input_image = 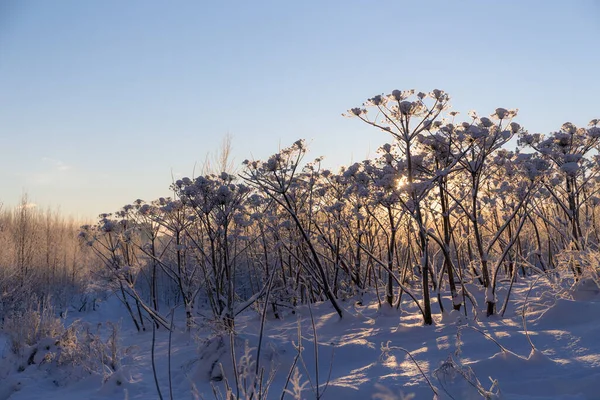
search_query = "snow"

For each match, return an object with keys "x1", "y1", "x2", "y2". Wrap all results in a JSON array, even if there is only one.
[
  {"x1": 561, "y1": 162, "x2": 580, "y2": 176},
  {"x1": 2, "y1": 281, "x2": 600, "y2": 399},
  {"x1": 484, "y1": 286, "x2": 496, "y2": 304}
]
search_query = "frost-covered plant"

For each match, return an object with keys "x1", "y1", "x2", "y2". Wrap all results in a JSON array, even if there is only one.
[
  {"x1": 283, "y1": 366, "x2": 309, "y2": 400},
  {"x1": 478, "y1": 150, "x2": 546, "y2": 315},
  {"x1": 242, "y1": 140, "x2": 344, "y2": 319},
  {"x1": 196, "y1": 336, "x2": 279, "y2": 400},
  {"x1": 80, "y1": 212, "x2": 171, "y2": 331},
  {"x1": 174, "y1": 172, "x2": 251, "y2": 329},
  {"x1": 57, "y1": 321, "x2": 131, "y2": 379},
  {"x1": 418, "y1": 125, "x2": 465, "y2": 312},
  {"x1": 554, "y1": 248, "x2": 600, "y2": 299},
  {"x1": 450, "y1": 108, "x2": 530, "y2": 316},
  {"x1": 314, "y1": 167, "x2": 370, "y2": 296},
  {"x1": 519, "y1": 120, "x2": 600, "y2": 258},
  {"x1": 379, "y1": 340, "x2": 439, "y2": 397},
  {"x1": 346, "y1": 89, "x2": 452, "y2": 324},
  {"x1": 2, "y1": 302, "x2": 132, "y2": 386},
  {"x1": 230, "y1": 340, "x2": 277, "y2": 400},
  {"x1": 2, "y1": 299, "x2": 64, "y2": 356},
  {"x1": 433, "y1": 356, "x2": 500, "y2": 399}
]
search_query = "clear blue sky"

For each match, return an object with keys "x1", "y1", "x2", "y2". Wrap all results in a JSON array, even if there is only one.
[{"x1": 1, "y1": 1, "x2": 599, "y2": 220}]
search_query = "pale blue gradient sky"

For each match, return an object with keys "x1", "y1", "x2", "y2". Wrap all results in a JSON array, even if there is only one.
[{"x1": 1, "y1": 1, "x2": 599, "y2": 220}]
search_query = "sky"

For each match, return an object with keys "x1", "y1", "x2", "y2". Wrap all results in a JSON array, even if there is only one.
[{"x1": 1, "y1": 1, "x2": 599, "y2": 220}]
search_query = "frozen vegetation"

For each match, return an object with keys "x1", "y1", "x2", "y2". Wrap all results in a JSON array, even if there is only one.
[{"x1": 2, "y1": 89, "x2": 600, "y2": 399}]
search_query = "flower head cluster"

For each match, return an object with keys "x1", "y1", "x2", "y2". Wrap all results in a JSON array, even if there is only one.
[{"x1": 518, "y1": 120, "x2": 600, "y2": 181}]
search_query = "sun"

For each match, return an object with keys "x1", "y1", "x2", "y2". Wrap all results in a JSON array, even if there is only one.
[{"x1": 396, "y1": 175, "x2": 408, "y2": 189}]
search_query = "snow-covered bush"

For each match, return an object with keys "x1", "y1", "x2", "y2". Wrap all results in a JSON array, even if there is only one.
[
  {"x1": 554, "y1": 248, "x2": 600, "y2": 300},
  {"x1": 57, "y1": 320, "x2": 134, "y2": 382},
  {"x1": 2, "y1": 299, "x2": 64, "y2": 357},
  {"x1": 1, "y1": 299, "x2": 133, "y2": 387}
]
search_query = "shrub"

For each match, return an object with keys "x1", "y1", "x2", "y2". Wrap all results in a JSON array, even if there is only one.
[{"x1": 2, "y1": 299, "x2": 64, "y2": 356}]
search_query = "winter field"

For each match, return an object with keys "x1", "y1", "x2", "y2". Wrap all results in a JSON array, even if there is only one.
[
  {"x1": 2, "y1": 278, "x2": 600, "y2": 399},
  {"x1": 2, "y1": 90, "x2": 600, "y2": 399}
]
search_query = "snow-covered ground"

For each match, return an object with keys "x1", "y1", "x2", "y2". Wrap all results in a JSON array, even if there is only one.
[{"x1": 2, "y1": 280, "x2": 600, "y2": 399}]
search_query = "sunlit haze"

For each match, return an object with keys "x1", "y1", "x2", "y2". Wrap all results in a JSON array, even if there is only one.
[{"x1": 1, "y1": 0, "x2": 599, "y2": 220}]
